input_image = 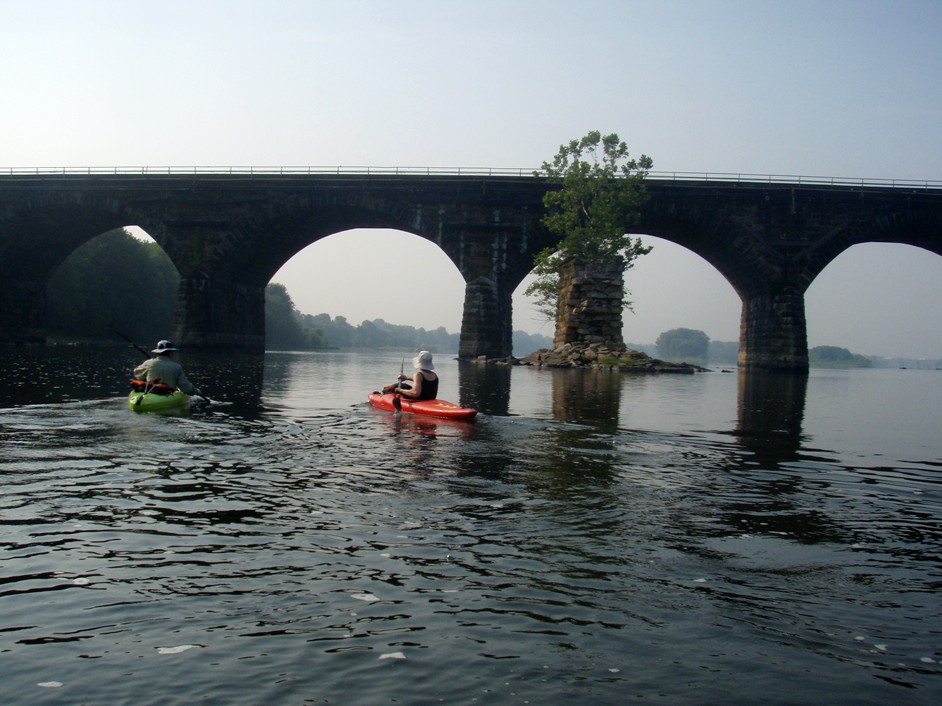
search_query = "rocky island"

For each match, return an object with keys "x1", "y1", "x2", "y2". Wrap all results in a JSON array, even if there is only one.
[{"x1": 477, "y1": 341, "x2": 708, "y2": 373}]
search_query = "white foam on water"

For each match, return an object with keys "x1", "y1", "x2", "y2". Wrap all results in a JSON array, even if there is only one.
[
  {"x1": 379, "y1": 651, "x2": 406, "y2": 660},
  {"x1": 157, "y1": 644, "x2": 199, "y2": 655},
  {"x1": 352, "y1": 592, "x2": 380, "y2": 602}
]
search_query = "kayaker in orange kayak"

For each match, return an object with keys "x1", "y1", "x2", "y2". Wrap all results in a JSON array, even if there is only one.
[{"x1": 393, "y1": 350, "x2": 438, "y2": 401}]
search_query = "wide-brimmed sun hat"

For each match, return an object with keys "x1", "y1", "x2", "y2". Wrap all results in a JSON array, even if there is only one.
[
  {"x1": 413, "y1": 350, "x2": 434, "y2": 370},
  {"x1": 152, "y1": 340, "x2": 178, "y2": 354}
]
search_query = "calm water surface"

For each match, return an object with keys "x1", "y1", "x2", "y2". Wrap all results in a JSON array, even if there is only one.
[{"x1": 1, "y1": 348, "x2": 940, "y2": 705}]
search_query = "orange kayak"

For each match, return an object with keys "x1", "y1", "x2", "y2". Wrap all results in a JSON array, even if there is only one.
[{"x1": 368, "y1": 392, "x2": 477, "y2": 420}]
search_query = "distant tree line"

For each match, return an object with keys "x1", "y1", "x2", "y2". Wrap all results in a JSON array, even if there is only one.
[
  {"x1": 651, "y1": 327, "x2": 877, "y2": 368},
  {"x1": 264, "y1": 283, "x2": 328, "y2": 350},
  {"x1": 655, "y1": 328, "x2": 710, "y2": 361},
  {"x1": 269, "y1": 284, "x2": 552, "y2": 354},
  {"x1": 46, "y1": 229, "x2": 553, "y2": 355},
  {"x1": 808, "y1": 345, "x2": 873, "y2": 368}
]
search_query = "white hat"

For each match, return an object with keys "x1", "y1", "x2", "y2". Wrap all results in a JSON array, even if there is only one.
[
  {"x1": 413, "y1": 350, "x2": 434, "y2": 370},
  {"x1": 152, "y1": 340, "x2": 178, "y2": 354}
]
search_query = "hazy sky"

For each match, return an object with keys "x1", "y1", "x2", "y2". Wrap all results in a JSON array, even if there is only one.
[{"x1": 3, "y1": 0, "x2": 941, "y2": 357}]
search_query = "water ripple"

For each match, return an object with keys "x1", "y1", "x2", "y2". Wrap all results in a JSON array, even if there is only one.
[{"x1": 1, "y1": 364, "x2": 940, "y2": 704}]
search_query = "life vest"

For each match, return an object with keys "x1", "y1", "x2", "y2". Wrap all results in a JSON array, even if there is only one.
[
  {"x1": 382, "y1": 373, "x2": 438, "y2": 400},
  {"x1": 414, "y1": 373, "x2": 438, "y2": 400},
  {"x1": 130, "y1": 379, "x2": 177, "y2": 396}
]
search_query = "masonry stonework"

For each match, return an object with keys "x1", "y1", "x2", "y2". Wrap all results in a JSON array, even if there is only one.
[
  {"x1": 1, "y1": 174, "x2": 939, "y2": 373},
  {"x1": 553, "y1": 258, "x2": 625, "y2": 348},
  {"x1": 738, "y1": 288, "x2": 809, "y2": 372}
]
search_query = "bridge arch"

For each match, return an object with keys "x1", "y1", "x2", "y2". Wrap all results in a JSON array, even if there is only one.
[
  {"x1": 0, "y1": 190, "x2": 184, "y2": 345},
  {"x1": 792, "y1": 206, "x2": 942, "y2": 293},
  {"x1": 44, "y1": 227, "x2": 179, "y2": 344},
  {"x1": 634, "y1": 188, "x2": 789, "y2": 300},
  {"x1": 511, "y1": 235, "x2": 743, "y2": 350},
  {"x1": 0, "y1": 190, "x2": 146, "y2": 283},
  {"x1": 271, "y1": 228, "x2": 466, "y2": 333},
  {"x1": 806, "y1": 242, "x2": 942, "y2": 359},
  {"x1": 622, "y1": 236, "x2": 741, "y2": 346}
]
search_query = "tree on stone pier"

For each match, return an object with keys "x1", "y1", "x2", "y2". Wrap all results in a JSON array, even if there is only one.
[{"x1": 526, "y1": 130, "x2": 652, "y2": 348}]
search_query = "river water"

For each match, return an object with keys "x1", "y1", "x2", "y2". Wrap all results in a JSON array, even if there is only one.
[{"x1": 1, "y1": 347, "x2": 940, "y2": 705}]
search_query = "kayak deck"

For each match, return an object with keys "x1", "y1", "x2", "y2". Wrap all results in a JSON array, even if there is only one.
[
  {"x1": 128, "y1": 389, "x2": 191, "y2": 414},
  {"x1": 368, "y1": 392, "x2": 477, "y2": 420}
]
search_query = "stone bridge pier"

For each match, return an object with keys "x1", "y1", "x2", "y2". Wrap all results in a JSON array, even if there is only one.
[
  {"x1": 439, "y1": 223, "x2": 549, "y2": 361},
  {"x1": 139, "y1": 218, "x2": 272, "y2": 350},
  {"x1": 459, "y1": 276, "x2": 511, "y2": 359},
  {"x1": 738, "y1": 288, "x2": 809, "y2": 372},
  {"x1": 172, "y1": 276, "x2": 266, "y2": 349}
]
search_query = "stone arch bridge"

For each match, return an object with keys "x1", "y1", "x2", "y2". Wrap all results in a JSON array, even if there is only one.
[{"x1": 1, "y1": 170, "x2": 940, "y2": 371}]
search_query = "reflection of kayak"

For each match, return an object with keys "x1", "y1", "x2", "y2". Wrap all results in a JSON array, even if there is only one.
[
  {"x1": 368, "y1": 392, "x2": 477, "y2": 421},
  {"x1": 128, "y1": 389, "x2": 191, "y2": 414}
]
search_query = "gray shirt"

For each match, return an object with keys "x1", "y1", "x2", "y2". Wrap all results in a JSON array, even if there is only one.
[{"x1": 133, "y1": 356, "x2": 198, "y2": 395}]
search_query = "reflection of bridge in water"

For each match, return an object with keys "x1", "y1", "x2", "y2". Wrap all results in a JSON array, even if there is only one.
[
  {"x1": 459, "y1": 362, "x2": 808, "y2": 473},
  {"x1": 2, "y1": 168, "x2": 940, "y2": 372},
  {"x1": 455, "y1": 361, "x2": 839, "y2": 546}
]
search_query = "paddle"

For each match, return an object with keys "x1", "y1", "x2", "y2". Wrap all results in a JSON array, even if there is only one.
[
  {"x1": 112, "y1": 327, "x2": 150, "y2": 358},
  {"x1": 392, "y1": 355, "x2": 405, "y2": 410}
]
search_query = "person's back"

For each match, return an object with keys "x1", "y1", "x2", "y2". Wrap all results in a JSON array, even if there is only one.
[
  {"x1": 413, "y1": 370, "x2": 438, "y2": 400},
  {"x1": 133, "y1": 340, "x2": 200, "y2": 396},
  {"x1": 135, "y1": 356, "x2": 185, "y2": 387}
]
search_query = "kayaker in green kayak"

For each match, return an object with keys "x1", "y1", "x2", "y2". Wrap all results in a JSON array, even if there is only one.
[
  {"x1": 394, "y1": 350, "x2": 439, "y2": 401},
  {"x1": 133, "y1": 340, "x2": 203, "y2": 398}
]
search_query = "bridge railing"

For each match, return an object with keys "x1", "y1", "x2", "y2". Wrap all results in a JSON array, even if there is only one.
[
  {"x1": 0, "y1": 165, "x2": 540, "y2": 178},
  {"x1": 1, "y1": 165, "x2": 939, "y2": 189},
  {"x1": 650, "y1": 171, "x2": 942, "y2": 190}
]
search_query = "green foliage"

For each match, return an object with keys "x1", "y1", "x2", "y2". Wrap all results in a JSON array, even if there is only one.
[
  {"x1": 265, "y1": 283, "x2": 327, "y2": 350},
  {"x1": 809, "y1": 345, "x2": 873, "y2": 368},
  {"x1": 526, "y1": 130, "x2": 653, "y2": 319},
  {"x1": 47, "y1": 228, "x2": 179, "y2": 344},
  {"x1": 298, "y1": 315, "x2": 551, "y2": 355},
  {"x1": 306, "y1": 313, "x2": 354, "y2": 348},
  {"x1": 270, "y1": 286, "x2": 496, "y2": 353},
  {"x1": 656, "y1": 328, "x2": 710, "y2": 361},
  {"x1": 305, "y1": 314, "x2": 461, "y2": 352},
  {"x1": 353, "y1": 319, "x2": 385, "y2": 348}
]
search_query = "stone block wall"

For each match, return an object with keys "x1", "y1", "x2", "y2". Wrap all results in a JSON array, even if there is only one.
[
  {"x1": 737, "y1": 288, "x2": 809, "y2": 372},
  {"x1": 553, "y1": 258, "x2": 625, "y2": 348}
]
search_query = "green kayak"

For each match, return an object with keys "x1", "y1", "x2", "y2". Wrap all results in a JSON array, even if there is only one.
[{"x1": 128, "y1": 388, "x2": 191, "y2": 414}]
